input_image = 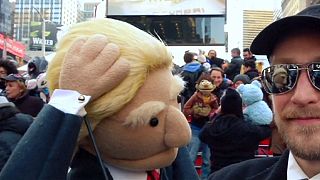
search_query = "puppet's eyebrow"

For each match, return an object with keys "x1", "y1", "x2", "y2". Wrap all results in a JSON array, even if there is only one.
[
  {"x1": 123, "y1": 101, "x2": 166, "y2": 128},
  {"x1": 169, "y1": 75, "x2": 185, "y2": 100}
]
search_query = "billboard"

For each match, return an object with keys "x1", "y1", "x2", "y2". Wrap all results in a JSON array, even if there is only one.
[
  {"x1": 108, "y1": 0, "x2": 225, "y2": 15},
  {"x1": 29, "y1": 21, "x2": 58, "y2": 51}
]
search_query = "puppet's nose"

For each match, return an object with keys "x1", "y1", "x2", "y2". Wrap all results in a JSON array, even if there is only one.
[{"x1": 164, "y1": 106, "x2": 191, "y2": 147}]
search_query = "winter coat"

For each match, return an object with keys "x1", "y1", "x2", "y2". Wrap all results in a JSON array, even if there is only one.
[
  {"x1": 199, "y1": 114, "x2": 271, "y2": 173},
  {"x1": 183, "y1": 91, "x2": 219, "y2": 128},
  {"x1": 244, "y1": 69, "x2": 260, "y2": 80},
  {"x1": 224, "y1": 56, "x2": 244, "y2": 81},
  {"x1": 180, "y1": 62, "x2": 204, "y2": 102},
  {"x1": 207, "y1": 57, "x2": 224, "y2": 69},
  {"x1": 9, "y1": 92, "x2": 44, "y2": 117},
  {"x1": 212, "y1": 81, "x2": 230, "y2": 103},
  {"x1": 0, "y1": 105, "x2": 33, "y2": 171},
  {"x1": 237, "y1": 80, "x2": 273, "y2": 125},
  {"x1": 27, "y1": 57, "x2": 48, "y2": 79}
]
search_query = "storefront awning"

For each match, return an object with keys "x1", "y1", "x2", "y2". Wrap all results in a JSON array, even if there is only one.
[{"x1": 0, "y1": 34, "x2": 26, "y2": 58}]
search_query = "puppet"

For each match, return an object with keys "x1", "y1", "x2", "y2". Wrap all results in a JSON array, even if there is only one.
[{"x1": 0, "y1": 18, "x2": 197, "y2": 180}]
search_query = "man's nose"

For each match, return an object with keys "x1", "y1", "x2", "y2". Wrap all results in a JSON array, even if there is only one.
[
  {"x1": 164, "y1": 106, "x2": 191, "y2": 148},
  {"x1": 291, "y1": 71, "x2": 319, "y2": 106}
]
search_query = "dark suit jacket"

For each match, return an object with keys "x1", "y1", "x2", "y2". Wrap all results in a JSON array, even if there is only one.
[
  {"x1": 0, "y1": 105, "x2": 199, "y2": 180},
  {"x1": 208, "y1": 150, "x2": 289, "y2": 180}
]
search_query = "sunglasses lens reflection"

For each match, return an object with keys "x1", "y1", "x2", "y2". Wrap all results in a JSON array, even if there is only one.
[
  {"x1": 262, "y1": 63, "x2": 320, "y2": 94},
  {"x1": 261, "y1": 64, "x2": 298, "y2": 94}
]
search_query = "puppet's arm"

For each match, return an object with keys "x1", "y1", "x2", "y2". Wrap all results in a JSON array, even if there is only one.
[
  {"x1": 0, "y1": 90, "x2": 88, "y2": 180},
  {"x1": 0, "y1": 35, "x2": 130, "y2": 180}
]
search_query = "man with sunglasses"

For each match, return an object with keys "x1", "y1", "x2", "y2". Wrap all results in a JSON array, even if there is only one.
[{"x1": 209, "y1": 4, "x2": 320, "y2": 180}]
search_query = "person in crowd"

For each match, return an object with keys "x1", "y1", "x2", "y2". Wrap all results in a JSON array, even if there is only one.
[
  {"x1": 243, "y1": 60, "x2": 259, "y2": 80},
  {"x1": 2, "y1": 74, "x2": 44, "y2": 117},
  {"x1": 200, "y1": 88, "x2": 271, "y2": 173},
  {"x1": 209, "y1": 67, "x2": 230, "y2": 101},
  {"x1": 243, "y1": 48, "x2": 256, "y2": 61},
  {"x1": 172, "y1": 63, "x2": 182, "y2": 75},
  {"x1": 0, "y1": 96, "x2": 33, "y2": 171},
  {"x1": 0, "y1": 60, "x2": 18, "y2": 96},
  {"x1": 180, "y1": 51, "x2": 204, "y2": 107},
  {"x1": 237, "y1": 80, "x2": 273, "y2": 125},
  {"x1": 232, "y1": 74, "x2": 251, "y2": 89},
  {"x1": 209, "y1": 5, "x2": 320, "y2": 180},
  {"x1": 26, "y1": 73, "x2": 50, "y2": 103},
  {"x1": 183, "y1": 77, "x2": 219, "y2": 180},
  {"x1": 27, "y1": 56, "x2": 48, "y2": 79},
  {"x1": 223, "y1": 48, "x2": 244, "y2": 81},
  {"x1": 206, "y1": 50, "x2": 224, "y2": 68}
]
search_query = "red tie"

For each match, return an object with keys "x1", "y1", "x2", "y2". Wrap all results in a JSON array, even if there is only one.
[{"x1": 147, "y1": 169, "x2": 160, "y2": 180}]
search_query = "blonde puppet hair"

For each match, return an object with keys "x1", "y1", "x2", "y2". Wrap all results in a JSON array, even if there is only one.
[{"x1": 47, "y1": 18, "x2": 173, "y2": 140}]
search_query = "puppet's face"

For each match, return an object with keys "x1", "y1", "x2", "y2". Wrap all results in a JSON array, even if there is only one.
[
  {"x1": 272, "y1": 67, "x2": 288, "y2": 89},
  {"x1": 80, "y1": 68, "x2": 191, "y2": 171},
  {"x1": 196, "y1": 79, "x2": 215, "y2": 96}
]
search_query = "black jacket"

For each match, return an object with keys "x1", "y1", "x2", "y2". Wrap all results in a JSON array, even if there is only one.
[
  {"x1": 0, "y1": 105, "x2": 33, "y2": 171},
  {"x1": 208, "y1": 57, "x2": 224, "y2": 69},
  {"x1": 224, "y1": 56, "x2": 243, "y2": 81},
  {"x1": 180, "y1": 63, "x2": 204, "y2": 103},
  {"x1": 200, "y1": 114, "x2": 271, "y2": 172},
  {"x1": 245, "y1": 69, "x2": 260, "y2": 80},
  {"x1": 209, "y1": 150, "x2": 289, "y2": 180},
  {"x1": 10, "y1": 92, "x2": 44, "y2": 117}
]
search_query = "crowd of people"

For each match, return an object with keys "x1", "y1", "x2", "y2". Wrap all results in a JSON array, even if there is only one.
[
  {"x1": 175, "y1": 46, "x2": 278, "y2": 179},
  {"x1": 0, "y1": 4, "x2": 320, "y2": 180},
  {"x1": 0, "y1": 56, "x2": 50, "y2": 171}
]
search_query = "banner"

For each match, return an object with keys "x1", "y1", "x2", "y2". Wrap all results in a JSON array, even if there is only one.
[
  {"x1": 0, "y1": 34, "x2": 26, "y2": 58},
  {"x1": 29, "y1": 21, "x2": 58, "y2": 51},
  {"x1": 108, "y1": 0, "x2": 225, "y2": 15}
]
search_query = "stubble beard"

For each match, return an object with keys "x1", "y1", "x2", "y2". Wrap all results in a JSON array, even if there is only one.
[{"x1": 275, "y1": 107, "x2": 320, "y2": 161}]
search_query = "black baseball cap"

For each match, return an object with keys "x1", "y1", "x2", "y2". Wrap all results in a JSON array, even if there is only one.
[
  {"x1": 250, "y1": 5, "x2": 320, "y2": 58},
  {"x1": 1, "y1": 74, "x2": 25, "y2": 82}
]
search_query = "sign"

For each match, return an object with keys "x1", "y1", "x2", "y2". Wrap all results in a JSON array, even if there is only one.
[
  {"x1": 108, "y1": 0, "x2": 225, "y2": 15},
  {"x1": 0, "y1": 34, "x2": 26, "y2": 58},
  {"x1": 29, "y1": 21, "x2": 58, "y2": 51}
]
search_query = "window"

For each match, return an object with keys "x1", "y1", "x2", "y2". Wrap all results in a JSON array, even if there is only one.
[{"x1": 110, "y1": 15, "x2": 225, "y2": 46}]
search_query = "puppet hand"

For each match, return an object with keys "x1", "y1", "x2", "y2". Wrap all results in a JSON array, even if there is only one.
[{"x1": 59, "y1": 34, "x2": 130, "y2": 100}]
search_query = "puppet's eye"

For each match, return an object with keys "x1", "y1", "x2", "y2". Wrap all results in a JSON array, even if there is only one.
[{"x1": 149, "y1": 117, "x2": 159, "y2": 127}]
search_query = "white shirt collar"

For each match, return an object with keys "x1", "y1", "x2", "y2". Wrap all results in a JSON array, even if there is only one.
[
  {"x1": 104, "y1": 163, "x2": 147, "y2": 180},
  {"x1": 287, "y1": 151, "x2": 320, "y2": 180}
]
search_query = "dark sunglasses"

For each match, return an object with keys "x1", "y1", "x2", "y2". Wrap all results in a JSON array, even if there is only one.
[{"x1": 261, "y1": 63, "x2": 320, "y2": 95}]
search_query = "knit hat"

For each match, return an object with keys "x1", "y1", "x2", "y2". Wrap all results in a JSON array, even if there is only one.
[
  {"x1": 233, "y1": 74, "x2": 250, "y2": 84},
  {"x1": 220, "y1": 88, "x2": 243, "y2": 118}
]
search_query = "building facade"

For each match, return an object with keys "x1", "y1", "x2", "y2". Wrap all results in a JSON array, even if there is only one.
[
  {"x1": 0, "y1": 0, "x2": 14, "y2": 36},
  {"x1": 243, "y1": 10, "x2": 274, "y2": 49},
  {"x1": 83, "y1": 2, "x2": 100, "y2": 20},
  {"x1": 13, "y1": 0, "x2": 82, "y2": 51}
]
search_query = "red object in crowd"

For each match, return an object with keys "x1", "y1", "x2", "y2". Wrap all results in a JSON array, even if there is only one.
[{"x1": 0, "y1": 34, "x2": 26, "y2": 58}]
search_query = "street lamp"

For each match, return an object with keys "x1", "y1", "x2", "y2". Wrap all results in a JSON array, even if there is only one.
[{"x1": 33, "y1": 7, "x2": 46, "y2": 57}]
